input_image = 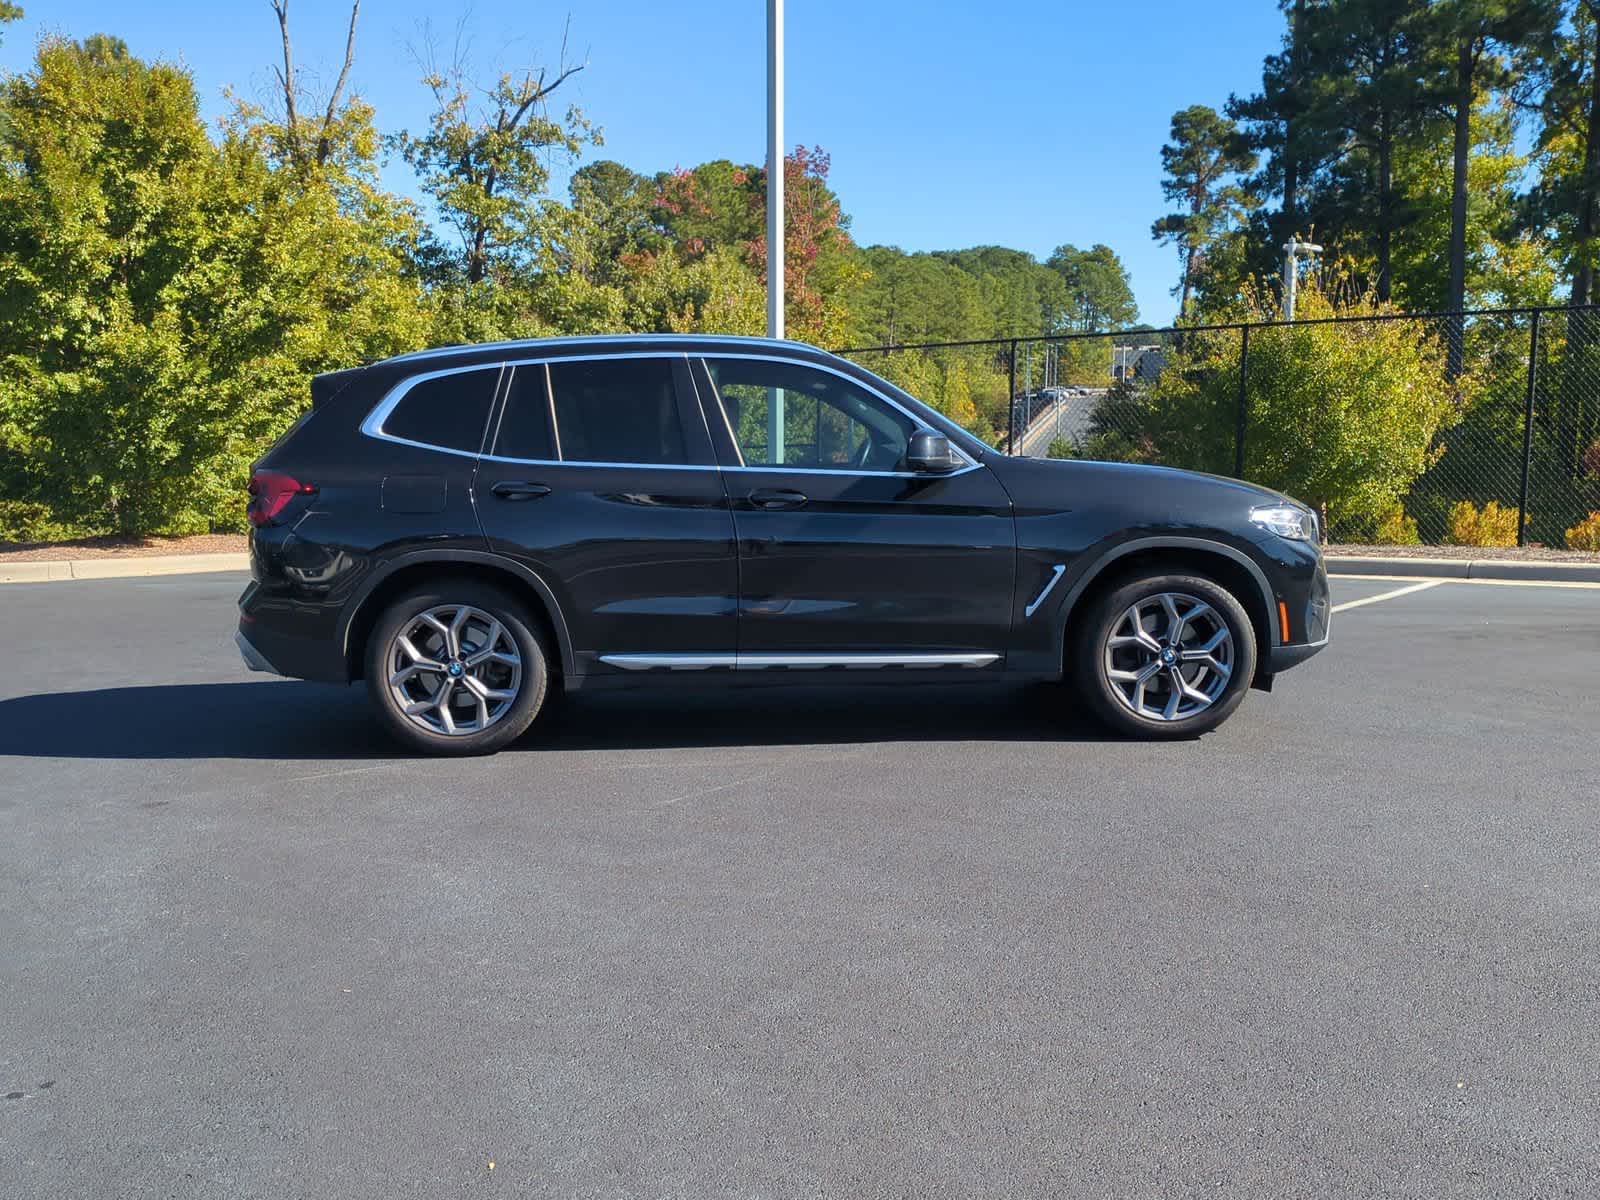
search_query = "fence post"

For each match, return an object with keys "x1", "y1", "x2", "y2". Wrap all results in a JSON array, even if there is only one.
[
  {"x1": 1007, "y1": 339, "x2": 1018, "y2": 453},
  {"x1": 1517, "y1": 309, "x2": 1541, "y2": 547},
  {"x1": 1233, "y1": 323, "x2": 1251, "y2": 478}
]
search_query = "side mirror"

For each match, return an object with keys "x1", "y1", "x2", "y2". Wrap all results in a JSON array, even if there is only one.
[{"x1": 906, "y1": 429, "x2": 959, "y2": 474}]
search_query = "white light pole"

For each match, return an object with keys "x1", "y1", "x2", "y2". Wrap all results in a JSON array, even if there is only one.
[
  {"x1": 765, "y1": 0, "x2": 785, "y2": 461},
  {"x1": 766, "y1": 0, "x2": 784, "y2": 340},
  {"x1": 1282, "y1": 237, "x2": 1322, "y2": 320}
]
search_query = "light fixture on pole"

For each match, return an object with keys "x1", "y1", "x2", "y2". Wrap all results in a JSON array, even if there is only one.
[{"x1": 1282, "y1": 237, "x2": 1322, "y2": 320}]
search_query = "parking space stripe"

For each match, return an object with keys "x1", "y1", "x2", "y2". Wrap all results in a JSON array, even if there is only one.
[
  {"x1": 1331, "y1": 580, "x2": 1444, "y2": 614},
  {"x1": 1329, "y1": 572, "x2": 1600, "y2": 590}
]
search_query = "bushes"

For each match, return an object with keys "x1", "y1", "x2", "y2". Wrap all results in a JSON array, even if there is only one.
[
  {"x1": 1566, "y1": 512, "x2": 1600, "y2": 551},
  {"x1": 1128, "y1": 286, "x2": 1461, "y2": 532},
  {"x1": 1444, "y1": 500, "x2": 1519, "y2": 547},
  {"x1": 1374, "y1": 504, "x2": 1422, "y2": 545}
]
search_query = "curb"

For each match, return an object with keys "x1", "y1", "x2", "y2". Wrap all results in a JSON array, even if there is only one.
[
  {"x1": 1328, "y1": 555, "x2": 1600, "y2": 583},
  {"x1": 0, "y1": 552, "x2": 249, "y2": 584}
]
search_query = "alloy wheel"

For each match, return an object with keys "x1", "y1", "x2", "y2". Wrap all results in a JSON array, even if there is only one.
[
  {"x1": 386, "y1": 604, "x2": 523, "y2": 736},
  {"x1": 1103, "y1": 591, "x2": 1234, "y2": 722}
]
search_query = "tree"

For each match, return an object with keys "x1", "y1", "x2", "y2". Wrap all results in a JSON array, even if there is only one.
[
  {"x1": 1047, "y1": 244, "x2": 1139, "y2": 331},
  {"x1": 655, "y1": 148, "x2": 859, "y2": 343},
  {"x1": 566, "y1": 159, "x2": 659, "y2": 282},
  {"x1": 1525, "y1": 1, "x2": 1600, "y2": 305},
  {"x1": 397, "y1": 25, "x2": 596, "y2": 285},
  {"x1": 1434, "y1": 0, "x2": 1556, "y2": 373},
  {"x1": 1230, "y1": 0, "x2": 1333, "y2": 253},
  {"x1": 267, "y1": 0, "x2": 361, "y2": 171},
  {"x1": 0, "y1": 35, "x2": 428, "y2": 538},
  {"x1": 1151, "y1": 105, "x2": 1256, "y2": 317},
  {"x1": 1127, "y1": 284, "x2": 1462, "y2": 532},
  {"x1": 1303, "y1": 0, "x2": 1445, "y2": 302}
]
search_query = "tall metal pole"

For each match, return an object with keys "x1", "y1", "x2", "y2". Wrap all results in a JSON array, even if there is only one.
[
  {"x1": 1234, "y1": 323, "x2": 1251, "y2": 478},
  {"x1": 766, "y1": 0, "x2": 784, "y2": 340},
  {"x1": 1517, "y1": 310, "x2": 1541, "y2": 547},
  {"x1": 765, "y1": 0, "x2": 785, "y2": 459},
  {"x1": 1282, "y1": 241, "x2": 1298, "y2": 321}
]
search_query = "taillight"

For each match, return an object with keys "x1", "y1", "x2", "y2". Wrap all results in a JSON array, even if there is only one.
[{"x1": 247, "y1": 470, "x2": 317, "y2": 526}]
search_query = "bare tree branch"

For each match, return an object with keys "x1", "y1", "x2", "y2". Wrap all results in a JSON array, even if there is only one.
[
  {"x1": 315, "y1": 0, "x2": 361, "y2": 167},
  {"x1": 270, "y1": 0, "x2": 301, "y2": 163}
]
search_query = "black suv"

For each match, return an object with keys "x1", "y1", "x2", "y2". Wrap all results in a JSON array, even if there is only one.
[{"x1": 237, "y1": 334, "x2": 1329, "y2": 754}]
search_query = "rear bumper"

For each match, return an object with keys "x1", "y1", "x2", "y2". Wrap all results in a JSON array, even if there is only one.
[
  {"x1": 236, "y1": 577, "x2": 351, "y2": 683},
  {"x1": 235, "y1": 629, "x2": 282, "y2": 675}
]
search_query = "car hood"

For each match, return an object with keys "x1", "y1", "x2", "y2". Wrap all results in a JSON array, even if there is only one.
[{"x1": 987, "y1": 452, "x2": 1301, "y2": 509}]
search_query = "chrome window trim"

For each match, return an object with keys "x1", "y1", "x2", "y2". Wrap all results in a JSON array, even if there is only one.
[
  {"x1": 598, "y1": 651, "x2": 1001, "y2": 671},
  {"x1": 362, "y1": 349, "x2": 985, "y2": 480},
  {"x1": 1023, "y1": 564, "x2": 1066, "y2": 618},
  {"x1": 360, "y1": 362, "x2": 505, "y2": 460}
]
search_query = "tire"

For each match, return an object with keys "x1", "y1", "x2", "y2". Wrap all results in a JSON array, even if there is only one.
[
  {"x1": 1071, "y1": 572, "x2": 1257, "y2": 739},
  {"x1": 364, "y1": 580, "x2": 550, "y2": 756}
]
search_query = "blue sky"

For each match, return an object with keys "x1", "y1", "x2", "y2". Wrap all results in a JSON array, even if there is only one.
[{"x1": 3, "y1": 1, "x2": 1287, "y2": 326}]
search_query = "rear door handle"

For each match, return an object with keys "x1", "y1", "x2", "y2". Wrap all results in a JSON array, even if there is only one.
[
  {"x1": 748, "y1": 488, "x2": 808, "y2": 510},
  {"x1": 489, "y1": 481, "x2": 552, "y2": 501}
]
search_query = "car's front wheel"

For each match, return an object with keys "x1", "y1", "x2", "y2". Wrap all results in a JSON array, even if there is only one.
[
  {"x1": 1072, "y1": 572, "x2": 1257, "y2": 739},
  {"x1": 364, "y1": 580, "x2": 549, "y2": 756}
]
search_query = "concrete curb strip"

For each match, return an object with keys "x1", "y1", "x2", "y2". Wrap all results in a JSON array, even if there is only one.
[
  {"x1": 1329, "y1": 555, "x2": 1600, "y2": 583},
  {"x1": 0, "y1": 552, "x2": 249, "y2": 584}
]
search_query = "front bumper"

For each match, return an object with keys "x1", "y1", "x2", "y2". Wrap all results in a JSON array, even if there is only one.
[
  {"x1": 1263, "y1": 549, "x2": 1330, "y2": 675},
  {"x1": 1267, "y1": 632, "x2": 1329, "y2": 673}
]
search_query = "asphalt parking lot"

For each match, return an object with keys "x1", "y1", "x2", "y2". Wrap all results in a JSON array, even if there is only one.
[{"x1": 3, "y1": 570, "x2": 1598, "y2": 1198}]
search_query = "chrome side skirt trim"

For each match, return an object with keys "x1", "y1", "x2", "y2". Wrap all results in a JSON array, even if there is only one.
[
  {"x1": 598, "y1": 653, "x2": 738, "y2": 671},
  {"x1": 598, "y1": 651, "x2": 1001, "y2": 672},
  {"x1": 1023, "y1": 564, "x2": 1066, "y2": 618},
  {"x1": 737, "y1": 653, "x2": 999, "y2": 670}
]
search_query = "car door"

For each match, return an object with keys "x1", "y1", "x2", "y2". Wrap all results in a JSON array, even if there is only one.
[
  {"x1": 691, "y1": 354, "x2": 1016, "y2": 664},
  {"x1": 475, "y1": 353, "x2": 739, "y2": 676}
]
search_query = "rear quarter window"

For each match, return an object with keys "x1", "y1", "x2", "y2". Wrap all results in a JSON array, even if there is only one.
[{"x1": 380, "y1": 367, "x2": 500, "y2": 453}]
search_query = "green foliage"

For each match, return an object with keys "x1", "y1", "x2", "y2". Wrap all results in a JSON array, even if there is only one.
[
  {"x1": 0, "y1": 36, "x2": 429, "y2": 537},
  {"x1": 1151, "y1": 105, "x2": 1256, "y2": 317},
  {"x1": 1129, "y1": 287, "x2": 1461, "y2": 529},
  {"x1": 1374, "y1": 503, "x2": 1422, "y2": 544},
  {"x1": 396, "y1": 53, "x2": 597, "y2": 286},
  {"x1": 1444, "y1": 499, "x2": 1519, "y2": 546},
  {"x1": 1045, "y1": 437, "x2": 1077, "y2": 460},
  {"x1": 1565, "y1": 510, "x2": 1600, "y2": 550}
]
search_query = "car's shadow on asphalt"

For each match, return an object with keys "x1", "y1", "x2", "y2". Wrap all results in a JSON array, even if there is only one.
[{"x1": 0, "y1": 679, "x2": 1113, "y2": 761}]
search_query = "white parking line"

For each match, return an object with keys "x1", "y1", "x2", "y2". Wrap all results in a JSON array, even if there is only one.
[
  {"x1": 1331, "y1": 580, "x2": 1444, "y2": 614},
  {"x1": 1330, "y1": 572, "x2": 1600, "y2": 590}
]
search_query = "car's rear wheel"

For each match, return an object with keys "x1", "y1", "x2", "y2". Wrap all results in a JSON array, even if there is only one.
[
  {"x1": 1072, "y1": 572, "x2": 1256, "y2": 739},
  {"x1": 364, "y1": 581, "x2": 549, "y2": 756}
]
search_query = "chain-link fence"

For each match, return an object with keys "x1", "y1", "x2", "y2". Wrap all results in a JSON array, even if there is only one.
[{"x1": 838, "y1": 305, "x2": 1600, "y2": 550}]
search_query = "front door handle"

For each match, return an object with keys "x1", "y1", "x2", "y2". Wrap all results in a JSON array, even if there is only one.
[
  {"x1": 490, "y1": 481, "x2": 552, "y2": 501},
  {"x1": 748, "y1": 488, "x2": 808, "y2": 510}
]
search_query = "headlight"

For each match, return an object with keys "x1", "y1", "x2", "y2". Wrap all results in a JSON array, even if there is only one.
[{"x1": 1250, "y1": 504, "x2": 1318, "y2": 541}]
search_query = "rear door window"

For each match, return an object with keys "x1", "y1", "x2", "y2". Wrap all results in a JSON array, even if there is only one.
[
  {"x1": 381, "y1": 367, "x2": 500, "y2": 454},
  {"x1": 548, "y1": 358, "x2": 698, "y2": 466},
  {"x1": 489, "y1": 364, "x2": 558, "y2": 461}
]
